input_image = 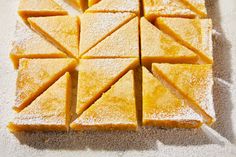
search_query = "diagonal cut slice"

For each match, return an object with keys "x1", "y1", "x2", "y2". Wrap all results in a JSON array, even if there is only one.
[
  {"x1": 142, "y1": 0, "x2": 197, "y2": 22},
  {"x1": 28, "y1": 16, "x2": 80, "y2": 58},
  {"x1": 142, "y1": 67, "x2": 202, "y2": 128},
  {"x1": 79, "y1": 12, "x2": 135, "y2": 57},
  {"x1": 18, "y1": 0, "x2": 68, "y2": 20},
  {"x1": 8, "y1": 72, "x2": 71, "y2": 132},
  {"x1": 76, "y1": 58, "x2": 139, "y2": 115},
  {"x1": 83, "y1": 17, "x2": 139, "y2": 59},
  {"x1": 156, "y1": 17, "x2": 213, "y2": 64},
  {"x1": 86, "y1": 0, "x2": 140, "y2": 15},
  {"x1": 140, "y1": 17, "x2": 197, "y2": 64},
  {"x1": 181, "y1": 0, "x2": 207, "y2": 17},
  {"x1": 14, "y1": 58, "x2": 77, "y2": 112},
  {"x1": 10, "y1": 21, "x2": 66, "y2": 69},
  {"x1": 152, "y1": 63, "x2": 215, "y2": 125},
  {"x1": 71, "y1": 71, "x2": 137, "y2": 131}
]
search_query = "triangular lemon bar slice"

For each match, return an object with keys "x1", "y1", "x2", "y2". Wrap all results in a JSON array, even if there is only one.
[
  {"x1": 88, "y1": 0, "x2": 100, "y2": 7},
  {"x1": 10, "y1": 21, "x2": 66, "y2": 69},
  {"x1": 28, "y1": 16, "x2": 80, "y2": 58},
  {"x1": 79, "y1": 12, "x2": 135, "y2": 56},
  {"x1": 8, "y1": 73, "x2": 71, "y2": 132},
  {"x1": 142, "y1": 67, "x2": 202, "y2": 128},
  {"x1": 142, "y1": 0, "x2": 197, "y2": 21},
  {"x1": 14, "y1": 58, "x2": 77, "y2": 112},
  {"x1": 18, "y1": 0, "x2": 68, "y2": 20},
  {"x1": 71, "y1": 71, "x2": 137, "y2": 131},
  {"x1": 152, "y1": 63, "x2": 215, "y2": 125},
  {"x1": 181, "y1": 0, "x2": 207, "y2": 17},
  {"x1": 83, "y1": 17, "x2": 139, "y2": 59},
  {"x1": 156, "y1": 17, "x2": 213, "y2": 63},
  {"x1": 76, "y1": 58, "x2": 139, "y2": 115},
  {"x1": 86, "y1": 0, "x2": 140, "y2": 15},
  {"x1": 140, "y1": 17, "x2": 197, "y2": 64}
]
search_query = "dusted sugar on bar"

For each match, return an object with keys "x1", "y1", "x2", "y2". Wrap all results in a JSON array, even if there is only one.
[
  {"x1": 142, "y1": 67, "x2": 202, "y2": 128},
  {"x1": 18, "y1": 0, "x2": 68, "y2": 20},
  {"x1": 71, "y1": 71, "x2": 137, "y2": 131},
  {"x1": 79, "y1": 12, "x2": 135, "y2": 57},
  {"x1": 86, "y1": 0, "x2": 140, "y2": 15},
  {"x1": 140, "y1": 17, "x2": 197, "y2": 65},
  {"x1": 28, "y1": 16, "x2": 80, "y2": 58},
  {"x1": 181, "y1": 0, "x2": 207, "y2": 17},
  {"x1": 9, "y1": 73, "x2": 71, "y2": 132},
  {"x1": 10, "y1": 21, "x2": 66, "y2": 69},
  {"x1": 13, "y1": 58, "x2": 77, "y2": 112},
  {"x1": 156, "y1": 17, "x2": 213, "y2": 64},
  {"x1": 8, "y1": 0, "x2": 216, "y2": 133},
  {"x1": 76, "y1": 58, "x2": 139, "y2": 115},
  {"x1": 142, "y1": 0, "x2": 207, "y2": 21},
  {"x1": 83, "y1": 17, "x2": 139, "y2": 59},
  {"x1": 152, "y1": 63, "x2": 215, "y2": 125}
]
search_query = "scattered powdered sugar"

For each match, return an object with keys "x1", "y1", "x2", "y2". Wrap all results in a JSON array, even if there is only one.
[
  {"x1": 13, "y1": 113, "x2": 65, "y2": 126},
  {"x1": 0, "y1": 0, "x2": 236, "y2": 157},
  {"x1": 147, "y1": 0, "x2": 196, "y2": 16},
  {"x1": 87, "y1": 0, "x2": 139, "y2": 13},
  {"x1": 212, "y1": 29, "x2": 221, "y2": 36},
  {"x1": 146, "y1": 103, "x2": 203, "y2": 122},
  {"x1": 196, "y1": 69, "x2": 216, "y2": 120},
  {"x1": 13, "y1": 21, "x2": 34, "y2": 45}
]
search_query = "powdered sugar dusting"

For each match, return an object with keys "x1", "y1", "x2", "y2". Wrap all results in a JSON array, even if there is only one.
[
  {"x1": 0, "y1": 0, "x2": 236, "y2": 157},
  {"x1": 14, "y1": 21, "x2": 34, "y2": 44},
  {"x1": 87, "y1": 0, "x2": 139, "y2": 13},
  {"x1": 146, "y1": 102, "x2": 202, "y2": 122},
  {"x1": 13, "y1": 113, "x2": 65, "y2": 125},
  {"x1": 196, "y1": 67, "x2": 216, "y2": 120},
  {"x1": 80, "y1": 12, "x2": 135, "y2": 55},
  {"x1": 144, "y1": 0, "x2": 197, "y2": 17}
]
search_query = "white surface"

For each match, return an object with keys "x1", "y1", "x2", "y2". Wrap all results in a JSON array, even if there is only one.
[{"x1": 0, "y1": 0, "x2": 236, "y2": 157}]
